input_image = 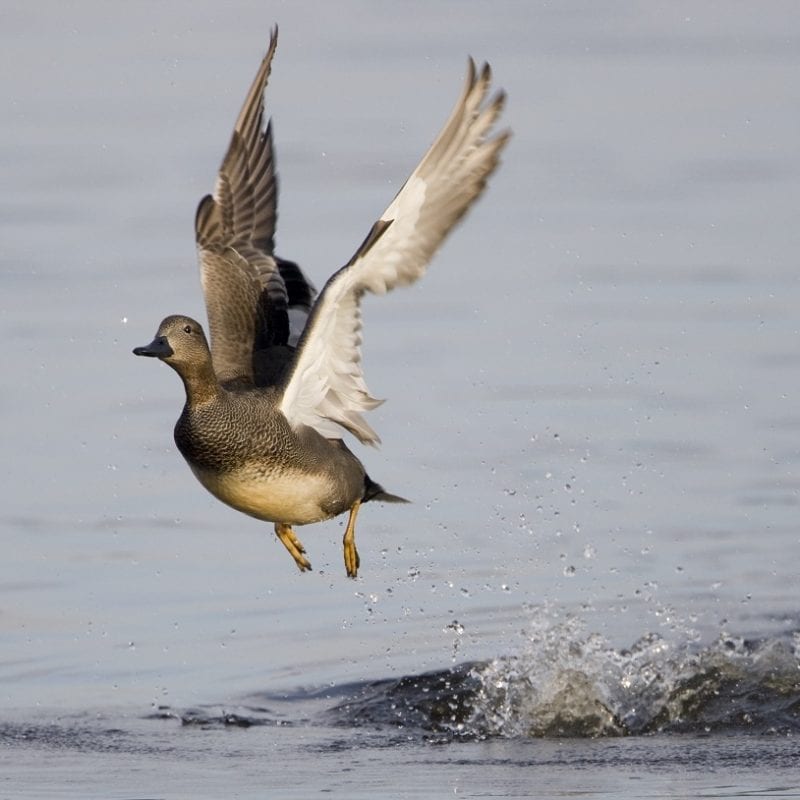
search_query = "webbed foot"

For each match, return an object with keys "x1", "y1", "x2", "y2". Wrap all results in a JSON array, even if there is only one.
[{"x1": 275, "y1": 522, "x2": 312, "y2": 572}]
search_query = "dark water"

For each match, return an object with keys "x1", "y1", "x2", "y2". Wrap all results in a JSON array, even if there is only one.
[{"x1": 3, "y1": 1, "x2": 800, "y2": 797}]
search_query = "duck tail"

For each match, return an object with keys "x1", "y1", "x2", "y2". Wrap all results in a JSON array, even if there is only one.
[{"x1": 363, "y1": 475, "x2": 410, "y2": 504}]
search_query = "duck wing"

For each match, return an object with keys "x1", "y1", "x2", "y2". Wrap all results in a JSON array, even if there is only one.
[
  {"x1": 195, "y1": 27, "x2": 316, "y2": 387},
  {"x1": 278, "y1": 59, "x2": 510, "y2": 445}
]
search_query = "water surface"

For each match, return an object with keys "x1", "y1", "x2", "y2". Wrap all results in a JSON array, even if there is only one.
[{"x1": 2, "y1": 2, "x2": 800, "y2": 797}]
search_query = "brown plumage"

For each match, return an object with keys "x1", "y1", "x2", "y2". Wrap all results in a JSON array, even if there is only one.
[{"x1": 134, "y1": 27, "x2": 509, "y2": 577}]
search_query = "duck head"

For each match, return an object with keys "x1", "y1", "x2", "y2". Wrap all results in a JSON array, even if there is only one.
[{"x1": 133, "y1": 315, "x2": 211, "y2": 373}]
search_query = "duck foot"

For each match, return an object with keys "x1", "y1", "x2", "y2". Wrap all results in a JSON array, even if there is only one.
[
  {"x1": 275, "y1": 522, "x2": 312, "y2": 572},
  {"x1": 343, "y1": 500, "x2": 361, "y2": 578}
]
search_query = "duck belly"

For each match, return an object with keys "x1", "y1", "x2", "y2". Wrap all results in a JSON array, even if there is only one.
[{"x1": 189, "y1": 463, "x2": 341, "y2": 525}]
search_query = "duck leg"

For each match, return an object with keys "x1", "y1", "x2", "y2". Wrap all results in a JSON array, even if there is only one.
[
  {"x1": 342, "y1": 499, "x2": 362, "y2": 578},
  {"x1": 275, "y1": 523, "x2": 312, "y2": 572}
]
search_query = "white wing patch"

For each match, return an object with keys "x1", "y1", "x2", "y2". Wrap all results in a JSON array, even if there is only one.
[{"x1": 279, "y1": 60, "x2": 509, "y2": 445}]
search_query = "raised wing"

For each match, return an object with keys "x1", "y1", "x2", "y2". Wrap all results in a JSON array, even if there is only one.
[
  {"x1": 279, "y1": 59, "x2": 509, "y2": 444},
  {"x1": 195, "y1": 27, "x2": 315, "y2": 385}
]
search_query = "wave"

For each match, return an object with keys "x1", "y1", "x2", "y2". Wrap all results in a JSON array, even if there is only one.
[{"x1": 324, "y1": 615, "x2": 800, "y2": 738}]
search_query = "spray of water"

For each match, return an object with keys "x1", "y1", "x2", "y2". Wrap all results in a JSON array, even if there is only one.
[{"x1": 467, "y1": 611, "x2": 800, "y2": 737}]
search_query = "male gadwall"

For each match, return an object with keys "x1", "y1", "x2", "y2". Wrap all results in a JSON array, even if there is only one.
[{"x1": 134, "y1": 27, "x2": 509, "y2": 577}]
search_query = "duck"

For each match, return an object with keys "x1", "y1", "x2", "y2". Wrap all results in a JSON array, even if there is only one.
[{"x1": 134, "y1": 27, "x2": 509, "y2": 577}]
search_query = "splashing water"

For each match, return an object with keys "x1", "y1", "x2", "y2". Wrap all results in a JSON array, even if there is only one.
[
  {"x1": 145, "y1": 610, "x2": 800, "y2": 741},
  {"x1": 319, "y1": 610, "x2": 800, "y2": 739},
  {"x1": 467, "y1": 613, "x2": 800, "y2": 737}
]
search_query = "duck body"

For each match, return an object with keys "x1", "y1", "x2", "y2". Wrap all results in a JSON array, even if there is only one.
[{"x1": 174, "y1": 384, "x2": 366, "y2": 526}]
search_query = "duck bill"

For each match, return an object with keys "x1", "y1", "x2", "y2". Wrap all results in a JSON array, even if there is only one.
[{"x1": 133, "y1": 336, "x2": 173, "y2": 359}]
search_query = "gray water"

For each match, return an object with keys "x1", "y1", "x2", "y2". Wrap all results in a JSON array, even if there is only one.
[{"x1": 2, "y1": 1, "x2": 800, "y2": 797}]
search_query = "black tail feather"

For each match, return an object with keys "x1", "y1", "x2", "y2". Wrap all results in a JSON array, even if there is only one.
[{"x1": 363, "y1": 476, "x2": 410, "y2": 504}]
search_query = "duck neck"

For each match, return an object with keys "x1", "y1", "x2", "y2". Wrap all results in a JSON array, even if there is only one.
[{"x1": 176, "y1": 361, "x2": 222, "y2": 407}]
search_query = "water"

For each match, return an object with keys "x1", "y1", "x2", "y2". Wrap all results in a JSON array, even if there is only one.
[{"x1": 2, "y1": 1, "x2": 800, "y2": 797}]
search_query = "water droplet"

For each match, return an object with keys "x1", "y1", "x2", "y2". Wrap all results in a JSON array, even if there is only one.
[{"x1": 446, "y1": 620, "x2": 464, "y2": 636}]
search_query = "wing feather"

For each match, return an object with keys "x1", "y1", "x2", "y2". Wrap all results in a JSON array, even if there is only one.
[
  {"x1": 194, "y1": 28, "x2": 316, "y2": 385},
  {"x1": 278, "y1": 61, "x2": 509, "y2": 443}
]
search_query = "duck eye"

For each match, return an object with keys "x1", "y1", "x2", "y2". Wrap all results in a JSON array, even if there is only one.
[{"x1": 183, "y1": 324, "x2": 192, "y2": 334}]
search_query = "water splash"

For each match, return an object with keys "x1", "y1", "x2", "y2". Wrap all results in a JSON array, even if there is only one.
[
  {"x1": 465, "y1": 616, "x2": 800, "y2": 737},
  {"x1": 144, "y1": 613, "x2": 800, "y2": 741},
  {"x1": 325, "y1": 614, "x2": 800, "y2": 739}
]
